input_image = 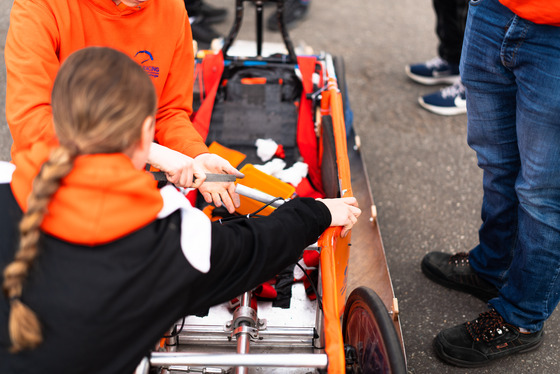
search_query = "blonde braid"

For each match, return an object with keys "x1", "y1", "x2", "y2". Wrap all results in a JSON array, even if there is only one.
[{"x1": 2, "y1": 145, "x2": 78, "y2": 352}]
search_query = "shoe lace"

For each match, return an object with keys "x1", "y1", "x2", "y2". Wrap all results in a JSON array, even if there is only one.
[
  {"x1": 466, "y1": 309, "x2": 511, "y2": 343},
  {"x1": 425, "y1": 57, "x2": 448, "y2": 69},
  {"x1": 441, "y1": 81, "x2": 465, "y2": 99},
  {"x1": 448, "y1": 252, "x2": 469, "y2": 266}
]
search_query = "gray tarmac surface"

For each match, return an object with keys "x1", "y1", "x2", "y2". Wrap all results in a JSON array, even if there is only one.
[{"x1": 1, "y1": 0, "x2": 558, "y2": 373}]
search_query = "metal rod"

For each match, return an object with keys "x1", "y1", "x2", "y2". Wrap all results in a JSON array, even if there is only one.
[
  {"x1": 177, "y1": 325, "x2": 315, "y2": 347},
  {"x1": 235, "y1": 292, "x2": 253, "y2": 374},
  {"x1": 276, "y1": 0, "x2": 297, "y2": 62},
  {"x1": 178, "y1": 325, "x2": 315, "y2": 336},
  {"x1": 325, "y1": 53, "x2": 337, "y2": 82},
  {"x1": 255, "y1": 1, "x2": 263, "y2": 57},
  {"x1": 149, "y1": 352, "x2": 329, "y2": 368},
  {"x1": 235, "y1": 332, "x2": 250, "y2": 374},
  {"x1": 314, "y1": 265, "x2": 325, "y2": 352},
  {"x1": 235, "y1": 184, "x2": 286, "y2": 208},
  {"x1": 222, "y1": 0, "x2": 244, "y2": 58}
]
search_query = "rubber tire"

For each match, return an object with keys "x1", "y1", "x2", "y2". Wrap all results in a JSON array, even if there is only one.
[
  {"x1": 332, "y1": 55, "x2": 354, "y2": 137},
  {"x1": 342, "y1": 287, "x2": 406, "y2": 374},
  {"x1": 320, "y1": 114, "x2": 339, "y2": 198},
  {"x1": 332, "y1": 56, "x2": 348, "y2": 108}
]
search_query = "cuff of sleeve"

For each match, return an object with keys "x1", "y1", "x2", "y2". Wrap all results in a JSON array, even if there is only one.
[{"x1": 313, "y1": 199, "x2": 332, "y2": 231}]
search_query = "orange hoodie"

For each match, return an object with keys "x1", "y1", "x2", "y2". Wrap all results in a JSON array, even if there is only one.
[
  {"x1": 500, "y1": 0, "x2": 560, "y2": 25},
  {"x1": 11, "y1": 142, "x2": 164, "y2": 245},
  {"x1": 5, "y1": 0, "x2": 209, "y2": 158}
]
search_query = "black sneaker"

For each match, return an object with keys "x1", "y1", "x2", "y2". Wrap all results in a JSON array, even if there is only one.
[
  {"x1": 421, "y1": 252, "x2": 499, "y2": 301},
  {"x1": 434, "y1": 309, "x2": 544, "y2": 367},
  {"x1": 185, "y1": 1, "x2": 228, "y2": 24},
  {"x1": 198, "y1": 2, "x2": 228, "y2": 24},
  {"x1": 190, "y1": 16, "x2": 222, "y2": 47},
  {"x1": 266, "y1": 0, "x2": 309, "y2": 31}
]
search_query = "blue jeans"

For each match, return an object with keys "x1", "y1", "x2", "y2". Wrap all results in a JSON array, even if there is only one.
[{"x1": 460, "y1": 0, "x2": 560, "y2": 332}]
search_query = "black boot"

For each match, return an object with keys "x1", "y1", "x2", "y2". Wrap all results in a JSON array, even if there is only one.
[
  {"x1": 421, "y1": 251, "x2": 499, "y2": 301},
  {"x1": 190, "y1": 16, "x2": 222, "y2": 49},
  {"x1": 434, "y1": 309, "x2": 544, "y2": 367},
  {"x1": 185, "y1": 0, "x2": 228, "y2": 24}
]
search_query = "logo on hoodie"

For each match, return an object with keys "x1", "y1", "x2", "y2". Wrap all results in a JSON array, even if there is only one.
[{"x1": 135, "y1": 50, "x2": 159, "y2": 78}]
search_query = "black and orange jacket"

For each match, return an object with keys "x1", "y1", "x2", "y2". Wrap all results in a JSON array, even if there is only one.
[
  {"x1": 0, "y1": 145, "x2": 331, "y2": 374},
  {"x1": 6, "y1": 0, "x2": 208, "y2": 158}
]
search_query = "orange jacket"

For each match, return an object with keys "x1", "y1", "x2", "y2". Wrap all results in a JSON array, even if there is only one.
[
  {"x1": 500, "y1": 0, "x2": 560, "y2": 25},
  {"x1": 5, "y1": 0, "x2": 209, "y2": 158}
]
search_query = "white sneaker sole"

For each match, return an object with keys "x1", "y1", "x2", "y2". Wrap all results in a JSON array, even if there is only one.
[{"x1": 418, "y1": 97, "x2": 467, "y2": 116}]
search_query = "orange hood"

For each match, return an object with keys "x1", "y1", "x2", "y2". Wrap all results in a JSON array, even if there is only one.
[{"x1": 11, "y1": 143, "x2": 163, "y2": 245}]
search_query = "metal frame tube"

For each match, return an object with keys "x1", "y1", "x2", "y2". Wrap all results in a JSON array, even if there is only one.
[
  {"x1": 149, "y1": 352, "x2": 328, "y2": 368},
  {"x1": 235, "y1": 292, "x2": 253, "y2": 374},
  {"x1": 177, "y1": 325, "x2": 315, "y2": 347},
  {"x1": 235, "y1": 184, "x2": 286, "y2": 208},
  {"x1": 255, "y1": 1, "x2": 263, "y2": 57}
]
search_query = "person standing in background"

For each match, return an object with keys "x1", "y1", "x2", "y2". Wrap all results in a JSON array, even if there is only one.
[
  {"x1": 406, "y1": 0, "x2": 468, "y2": 116},
  {"x1": 185, "y1": 0, "x2": 228, "y2": 48},
  {"x1": 422, "y1": 0, "x2": 560, "y2": 367},
  {"x1": 5, "y1": 0, "x2": 243, "y2": 213}
]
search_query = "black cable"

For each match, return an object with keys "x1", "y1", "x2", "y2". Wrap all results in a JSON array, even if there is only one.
[
  {"x1": 249, "y1": 197, "x2": 284, "y2": 216},
  {"x1": 295, "y1": 259, "x2": 326, "y2": 350},
  {"x1": 162, "y1": 316, "x2": 186, "y2": 339},
  {"x1": 216, "y1": 196, "x2": 285, "y2": 224},
  {"x1": 295, "y1": 261, "x2": 323, "y2": 312}
]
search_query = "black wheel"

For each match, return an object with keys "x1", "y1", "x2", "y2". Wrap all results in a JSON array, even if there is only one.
[
  {"x1": 332, "y1": 55, "x2": 354, "y2": 137},
  {"x1": 342, "y1": 287, "x2": 406, "y2": 374},
  {"x1": 332, "y1": 56, "x2": 348, "y2": 105},
  {"x1": 320, "y1": 114, "x2": 339, "y2": 198}
]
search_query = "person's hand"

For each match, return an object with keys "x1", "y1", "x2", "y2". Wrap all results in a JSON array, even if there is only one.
[
  {"x1": 316, "y1": 197, "x2": 361, "y2": 237},
  {"x1": 147, "y1": 143, "x2": 206, "y2": 188},
  {"x1": 195, "y1": 153, "x2": 245, "y2": 214}
]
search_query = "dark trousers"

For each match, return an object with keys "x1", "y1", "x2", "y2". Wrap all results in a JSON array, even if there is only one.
[
  {"x1": 185, "y1": 0, "x2": 203, "y2": 15},
  {"x1": 434, "y1": 0, "x2": 468, "y2": 65}
]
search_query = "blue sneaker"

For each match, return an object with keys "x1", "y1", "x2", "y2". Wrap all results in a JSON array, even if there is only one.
[
  {"x1": 406, "y1": 57, "x2": 460, "y2": 85},
  {"x1": 419, "y1": 81, "x2": 467, "y2": 116}
]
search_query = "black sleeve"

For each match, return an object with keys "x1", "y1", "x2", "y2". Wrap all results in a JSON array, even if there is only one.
[
  {"x1": 0, "y1": 184, "x2": 22, "y2": 274},
  {"x1": 0, "y1": 184, "x2": 23, "y2": 351},
  {"x1": 187, "y1": 197, "x2": 331, "y2": 312}
]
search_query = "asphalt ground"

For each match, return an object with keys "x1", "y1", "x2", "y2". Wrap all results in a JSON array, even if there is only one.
[{"x1": 1, "y1": 0, "x2": 559, "y2": 373}]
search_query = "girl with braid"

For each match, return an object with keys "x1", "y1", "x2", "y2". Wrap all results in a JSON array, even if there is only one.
[{"x1": 0, "y1": 47, "x2": 360, "y2": 373}]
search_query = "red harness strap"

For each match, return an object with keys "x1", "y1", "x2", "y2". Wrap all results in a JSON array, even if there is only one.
[
  {"x1": 297, "y1": 56, "x2": 323, "y2": 195},
  {"x1": 192, "y1": 51, "x2": 225, "y2": 140},
  {"x1": 192, "y1": 53, "x2": 324, "y2": 197}
]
